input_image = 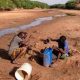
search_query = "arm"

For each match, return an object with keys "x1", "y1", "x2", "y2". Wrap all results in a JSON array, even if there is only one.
[
  {"x1": 50, "y1": 38, "x2": 58, "y2": 42},
  {"x1": 58, "y1": 48, "x2": 65, "y2": 54},
  {"x1": 54, "y1": 47, "x2": 65, "y2": 54}
]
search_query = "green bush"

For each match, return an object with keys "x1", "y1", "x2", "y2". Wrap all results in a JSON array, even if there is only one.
[
  {"x1": 0, "y1": 0, "x2": 49, "y2": 10},
  {"x1": 12, "y1": 0, "x2": 29, "y2": 8},
  {"x1": 33, "y1": 1, "x2": 49, "y2": 9},
  {"x1": 12, "y1": 0, "x2": 22, "y2": 8},
  {"x1": 50, "y1": 4, "x2": 65, "y2": 9},
  {"x1": 12, "y1": 0, "x2": 49, "y2": 9},
  {"x1": 24, "y1": 0, "x2": 49, "y2": 9},
  {"x1": 0, "y1": 0, "x2": 16, "y2": 10},
  {"x1": 65, "y1": 0, "x2": 76, "y2": 9}
]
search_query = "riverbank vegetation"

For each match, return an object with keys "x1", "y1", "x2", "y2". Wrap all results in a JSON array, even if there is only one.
[
  {"x1": 50, "y1": 0, "x2": 80, "y2": 10},
  {"x1": 0, "y1": 0, "x2": 80, "y2": 11},
  {"x1": 0, "y1": 0, "x2": 49, "y2": 11}
]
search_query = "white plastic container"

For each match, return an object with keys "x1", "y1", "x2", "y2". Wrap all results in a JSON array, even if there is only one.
[{"x1": 15, "y1": 63, "x2": 32, "y2": 80}]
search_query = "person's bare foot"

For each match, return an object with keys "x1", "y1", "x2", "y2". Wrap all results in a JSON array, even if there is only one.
[{"x1": 10, "y1": 60, "x2": 17, "y2": 64}]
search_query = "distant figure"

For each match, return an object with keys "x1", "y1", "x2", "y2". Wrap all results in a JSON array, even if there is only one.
[
  {"x1": 9, "y1": 32, "x2": 27, "y2": 63},
  {"x1": 50, "y1": 35, "x2": 69, "y2": 60}
]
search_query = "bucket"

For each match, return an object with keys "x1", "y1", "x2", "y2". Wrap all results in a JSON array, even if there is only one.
[
  {"x1": 43, "y1": 48, "x2": 53, "y2": 67},
  {"x1": 15, "y1": 63, "x2": 32, "y2": 80}
]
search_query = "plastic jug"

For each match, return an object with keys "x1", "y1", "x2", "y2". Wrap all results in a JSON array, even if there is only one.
[{"x1": 43, "y1": 48, "x2": 53, "y2": 67}]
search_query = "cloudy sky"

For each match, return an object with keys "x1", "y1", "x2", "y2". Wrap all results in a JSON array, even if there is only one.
[{"x1": 31, "y1": 0, "x2": 70, "y2": 5}]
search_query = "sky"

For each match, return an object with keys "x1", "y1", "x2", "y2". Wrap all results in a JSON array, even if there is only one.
[{"x1": 31, "y1": 0, "x2": 70, "y2": 5}]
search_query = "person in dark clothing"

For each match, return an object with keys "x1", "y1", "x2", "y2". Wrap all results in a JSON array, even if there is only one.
[{"x1": 50, "y1": 36, "x2": 69, "y2": 60}]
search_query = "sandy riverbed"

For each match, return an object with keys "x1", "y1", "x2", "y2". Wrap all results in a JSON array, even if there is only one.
[{"x1": 0, "y1": 9, "x2": 80, "y2": 80}]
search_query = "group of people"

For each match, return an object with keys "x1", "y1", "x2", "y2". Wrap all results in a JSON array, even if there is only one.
[{"x1": 8, "y1": 31, "x2": 69, "y2": 64}]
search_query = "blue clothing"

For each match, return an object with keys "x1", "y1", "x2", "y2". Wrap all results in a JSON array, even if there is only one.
[{"x1": 64, "y1": 40, "x2": 69, "y2": 56}]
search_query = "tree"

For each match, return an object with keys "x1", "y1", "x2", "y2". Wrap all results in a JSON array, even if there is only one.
[{"x1": 65, "y1": 0, "x2": 76, "y2": 9}]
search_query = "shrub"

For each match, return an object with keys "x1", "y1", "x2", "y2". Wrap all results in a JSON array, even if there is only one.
[
  {"x1": 50, "y1": 4, "x2": 65, "y2": 9},
  {"x1": 22, "y1": 0, "x2": 49, "y2": 9},
  {"x1": 0, "y1": 0, "x2": 49, "y2": 10},
  {"x1": 31, "y1": 1, "x2": 49, "y2": 9},
  {"x1": 12, "y1": 0, "x2": 49, "y2": 9},
  {"x1": 0, "y1": 0, "x2": 16, "y2": 10},
  {"x1": 12, "y1": 0, "x2": 22, "y2": 8},
  {"x1": 65, "y1": 0, "x2": 77, "y2": 9},
  {"x1": 12, "y1": 0, "x2": 28, "y2": 8}
]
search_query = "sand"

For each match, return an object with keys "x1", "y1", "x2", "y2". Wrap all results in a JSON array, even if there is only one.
[
  {"x1": 0, "y1": 9, "x2": 80, "y2": 80},
  {"x1": 0, "y1": 9, "x2": 63, "y2": 29}
]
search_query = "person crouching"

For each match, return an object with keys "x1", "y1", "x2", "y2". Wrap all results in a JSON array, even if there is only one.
[
  {"x1": 51, "y1": 35, "x2": 69, "y2": 60},
  {"x1": 9, "y1": 32, "x2": 27, "y2": 63}
]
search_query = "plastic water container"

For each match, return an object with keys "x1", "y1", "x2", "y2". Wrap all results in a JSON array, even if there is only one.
[
  {"x1": 15, "y1": 63, "x2": 32, "y2": 80},
  {"x1": 43, "y1": 48, "x2": 53, "y2": 67}
]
